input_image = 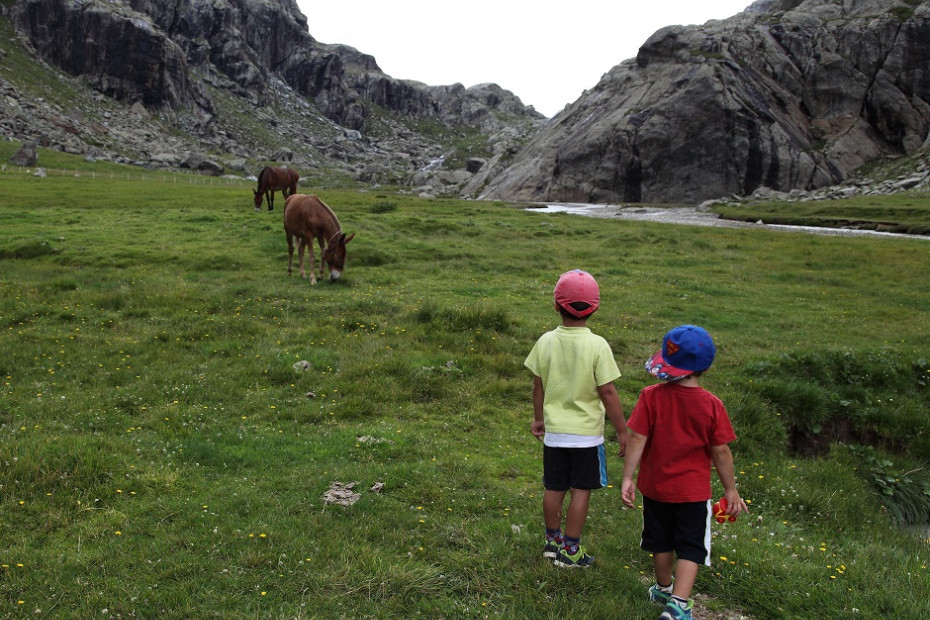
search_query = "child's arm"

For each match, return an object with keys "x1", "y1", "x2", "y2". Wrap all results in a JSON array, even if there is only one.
[
  {"x1": 597, "y1": 382, "x2": 627, "y2": 456},
  {"x1": 710, "y1": 443, "x2": 749, "y2": 516},
  {"x1": 620, "y1": 431, "x2": 647, "y2": 508},
  {"x1": 530, "y1": 375, "x2": 545, "y2": 440}
]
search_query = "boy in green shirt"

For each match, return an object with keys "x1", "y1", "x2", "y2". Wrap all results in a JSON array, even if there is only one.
[{"x1": 524, "y1": 270, "x2": 627, "y2": 567}]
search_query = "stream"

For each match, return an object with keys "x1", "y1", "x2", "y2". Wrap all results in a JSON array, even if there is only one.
[{"x1": 529, "y1": 203, "x2": 929, "y2": 241}]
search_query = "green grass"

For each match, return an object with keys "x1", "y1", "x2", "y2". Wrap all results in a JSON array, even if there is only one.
[
  {"x1": 1, "y1": 150, "x2": 929, "y2": 618},
  {"x1": 713, "y1": 193, "x2": 930, "y2": 235}
]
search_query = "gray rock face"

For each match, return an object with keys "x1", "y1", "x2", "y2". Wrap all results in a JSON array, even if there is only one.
[
  {"x1": 481, "y1": 0, "x2": 930, "y2": 204},
  {"x1": 8, "y1": 0, "x2": 540, "y2": 132},
  {"x1": 4, "y1": 0, "x2": 541, "y2": 180},
  {"x1": 10, "y1": 0, "x2": 212, "y2": 112}
]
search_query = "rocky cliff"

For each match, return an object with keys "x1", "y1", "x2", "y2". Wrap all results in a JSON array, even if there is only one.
[
  {"x1": 479, "y1": 0, "x2": 930, "y2": 204},
  {"x1": 3, "y1": 0, "x2": 929, "y2": 203},
  {"x1": 1, "y1": 0, "x2": 542, "y2": 188}
]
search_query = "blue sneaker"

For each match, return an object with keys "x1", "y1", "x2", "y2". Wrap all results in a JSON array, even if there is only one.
[
  {"x1": 542, "y1": 539, "x2": 561, "y2": 559},
  {"x1": 648, "y1": 583, "x2": 673, "y2": 604},
  {"x1": 553, "y1": 545, "x2": 594, "y2": 568},
  {"x1": 659, "y1": 597, "x2": 694, "y2": 620}
]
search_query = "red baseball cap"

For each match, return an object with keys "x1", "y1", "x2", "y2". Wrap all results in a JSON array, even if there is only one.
[{"x1": 554, "y1": 270, "x2": 600, "y2": 318}]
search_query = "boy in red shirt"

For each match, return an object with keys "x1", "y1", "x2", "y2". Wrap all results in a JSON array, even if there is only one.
[{"x1": 621, "y1": 325, "x2": 748, "y2": 620}]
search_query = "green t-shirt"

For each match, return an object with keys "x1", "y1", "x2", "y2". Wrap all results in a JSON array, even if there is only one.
[{"x1": 524, "y1": 326, "x2": 621, "y2": 436}]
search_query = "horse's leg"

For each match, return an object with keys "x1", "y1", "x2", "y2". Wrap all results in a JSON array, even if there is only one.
[
  {"x1": 305, "y1": 236, "x2": 317, "y2": 285},
  {"x1": 317, "y1": 237, "x2": 327, "y2": 283},
  {"x1": 286, "y1": 232, "x2": 295, "y2": 276},
  {"x1": 297, "y1": 237, "x2": 310, "y2": 281},
  {"x1": 267, "y1": 190, "x2": 274, "y2": 211}
]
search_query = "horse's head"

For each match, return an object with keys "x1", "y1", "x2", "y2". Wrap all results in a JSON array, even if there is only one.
[
  {"x1": 322, "y1": 231, "x2": 356, "y2": 281},
  {"x1": 252, "y1": 189, "x2": 263, "y2": 210}
]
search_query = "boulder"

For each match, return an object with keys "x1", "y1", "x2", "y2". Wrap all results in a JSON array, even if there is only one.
[
  {"x1": 9, "y1": 140, "x2": 37, "y2": 166},
  {"x1": 271, "y1": 147, "x2": 294, "y2": 162},
  {"x1": 466, "y1": 158, "x2": 486, "y2": 174},
  {"x1": 150, "y1": 152, "x2": 183, "y2": 166},
  {"x1": 197, "y1": 159, "x2": 225, "y2": 176},
  {"x1": 226, "y1": 158, "x2": 248, "y2": 171}
]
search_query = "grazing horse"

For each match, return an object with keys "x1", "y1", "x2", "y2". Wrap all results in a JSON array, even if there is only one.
[
  {"x1": 253, "y1": 166, "x2": 299, "y2": 211},
  {"x1": 283, "y1": 193, "x2": 356, "y2": 285}
]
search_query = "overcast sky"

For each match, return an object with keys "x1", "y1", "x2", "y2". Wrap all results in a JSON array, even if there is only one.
[{"x1": 295, "y1": 1, "x2": 753, "y2": 117}]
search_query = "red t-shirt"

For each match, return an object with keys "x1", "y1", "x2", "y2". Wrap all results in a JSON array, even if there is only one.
[{"x1": 627, "y1": 382, "x2": 736, "y2": 502}]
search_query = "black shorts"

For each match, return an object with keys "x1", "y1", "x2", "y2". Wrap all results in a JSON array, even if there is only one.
[
  {"x1": 640, "y1": 495, "x2": 712, "y2": 566},
  {"x1": 542, "y1": 445, "x2": 607, "y2": 491}
]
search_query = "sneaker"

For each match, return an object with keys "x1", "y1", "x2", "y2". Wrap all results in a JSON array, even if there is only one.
[
  {"x1": 553, "y1": 545, "x2": 595, "y2": 568},
  {"x1": 648, "y1": 583, "x2": 673, "y2": 605},
  {"x1": 542, "y1": 539, "x2": 561, "y2": 559},
  {"x1": 659, "y1": 597, "x2": 694, "y2": 620}
]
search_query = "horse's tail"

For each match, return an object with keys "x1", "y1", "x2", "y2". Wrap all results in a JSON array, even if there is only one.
[{"x1": 288, "y1": 169, "x2": 299, "y2": 194}]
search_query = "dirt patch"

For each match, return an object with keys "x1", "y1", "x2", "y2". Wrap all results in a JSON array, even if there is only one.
[
  {"x1": 693, "y1": 593, "x2": 753, "y2": 620},
  {"x1": 322, "y1": 481, "x2": 361, "y2": 506}
]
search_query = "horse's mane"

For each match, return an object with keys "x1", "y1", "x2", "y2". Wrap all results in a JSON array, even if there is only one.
[
  {"x1": 317, "y1": 196, "x2": 342, "y2": 233},
  {"x1": 256, "y1": 166, "x2": 268, "y2": 190}
]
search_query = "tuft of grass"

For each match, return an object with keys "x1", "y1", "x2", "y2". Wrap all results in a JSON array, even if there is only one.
[
  {"x1": 368, "y1": 200, "x2": 398, "y2": 214},
  {"x1": 0, "y1": 239, "x2": 60, "y2": 259},
  {"x1": 742, "y1": 350, "x2": 930, "y2": 459},
  {"x1": 416, "y1": 301, "x2": 512, "y2": 333},
  {"x1": 846, "y1": 445, "x2": 930, "y2": 526},
  {"x1": 889, "y1": 5, "x2": 916, "y2": 21}
]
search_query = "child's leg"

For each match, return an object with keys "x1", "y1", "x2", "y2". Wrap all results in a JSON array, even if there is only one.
[
  {"x1": 563, "y1": 488, "x2": 591, "y2": 539},
  {"x1": 653, "y1": 550, "x2": 675, "y2": 587},
  {"x1": 672, "y1": 558, "x2": 699, "y2": 600},
  {"x1": 543, "y1": 489, "x2": 567, "y2": 530},
  {"x1": 668, "y1": 500, "x2": 711, "y2": 600}
]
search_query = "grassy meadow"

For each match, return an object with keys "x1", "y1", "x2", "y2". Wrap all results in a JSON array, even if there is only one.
[{"x1": 1, "y1": 151, "x2": 929, "y2": 619}]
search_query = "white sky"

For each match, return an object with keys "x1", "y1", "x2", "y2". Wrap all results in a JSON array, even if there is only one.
[{"x1": 296, "y1": 1, "x2": 752, "y2": 117}]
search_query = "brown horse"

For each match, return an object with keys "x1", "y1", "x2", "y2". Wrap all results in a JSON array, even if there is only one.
[
  {"x1": 283, "y1": 194, "x2": 356, "y2": 284},
  {"x1": 253, "y1": 166, "x2": 299, "y2": 211}
]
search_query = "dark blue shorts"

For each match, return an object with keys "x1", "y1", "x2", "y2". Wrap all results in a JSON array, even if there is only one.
[
  {"x1": 542, "y1": 445, "x2": 607, "y2": 491},
  {"x1": 640, "y1": 495, "x2": 712, "y2": 566}
]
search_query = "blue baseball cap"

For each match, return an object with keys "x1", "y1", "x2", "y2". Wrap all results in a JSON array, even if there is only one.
[{"x1": 645, "y1": 325, "x2": 716, "y2": 381}]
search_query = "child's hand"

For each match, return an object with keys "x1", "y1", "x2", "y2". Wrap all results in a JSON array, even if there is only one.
[
  {"x1": 621, "y1": 479, "x2": 637, "y2": 509},
  {"x1": 724, "y1": 489, "x2": 749, "y2": 516},
  {"x1": 616, "y1": 432, "x2": 628, "y2": 457},
  {"x1": 530, "y1": 420, "x2": 545, "y2": 440}
]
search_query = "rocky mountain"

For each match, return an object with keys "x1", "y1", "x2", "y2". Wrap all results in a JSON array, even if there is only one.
[
  {"x1": 0, "y1": 0, "x2": 543, "y2": 190},
  {"x1": 2, "y1": 0, "x2": 929, "y2": 204},
  {"x1": 480, "y1": 0, "x2": 930, "y2": 204}
]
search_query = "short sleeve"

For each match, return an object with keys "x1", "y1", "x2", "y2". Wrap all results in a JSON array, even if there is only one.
[{"x1": 593, "y1": 336, "x2": 621, "y2": 386}]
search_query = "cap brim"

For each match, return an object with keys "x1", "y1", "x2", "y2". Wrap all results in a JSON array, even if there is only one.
[
  {"x1": 558, "y1": 302, "x2": 597, "y2": 318},
  {"x1": 645, "y1": 350, "x2": 694, "y2": 381}
]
